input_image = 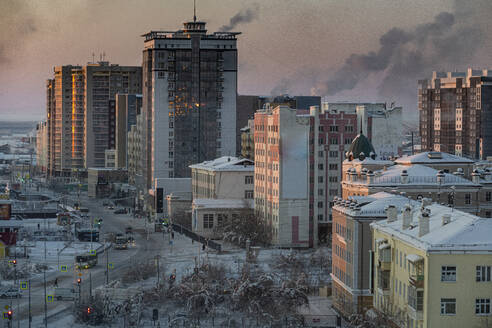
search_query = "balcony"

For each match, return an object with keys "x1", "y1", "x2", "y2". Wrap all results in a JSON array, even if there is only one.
[
  {"x1": 407, "y1": 286, "x2": 424, "y2": 321},
  {"x1": 377, "y1": 243, "x2": 391, "y2": 271},
  {"x1": 409, "y1": 274, "x2": 425, "y2": 289}
]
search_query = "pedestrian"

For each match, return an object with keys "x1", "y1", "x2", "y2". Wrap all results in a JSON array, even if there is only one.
[
  {"x1": 202, "y1": 243, "x2": 206, "y2": 251},
  {"x1": 54, "y1": 278, "x2": 58, "y2": 288},
  {"x1": 171, "y1": 231, "x2": 174, "y2": 239}
]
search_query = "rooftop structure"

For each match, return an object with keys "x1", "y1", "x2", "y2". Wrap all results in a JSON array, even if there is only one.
[{"x1": 189, "y1": 156, "x2": 254, "y2": 172}]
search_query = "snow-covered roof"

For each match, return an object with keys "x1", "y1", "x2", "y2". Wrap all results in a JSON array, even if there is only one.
[
  {"x1": 395, "y1": 151, "x2": 474, "y2": 164},
  {"x1": 333, "y1": 192, "x2": 416, "y2": 218},
  {"x1": 346, "y1": 164, "x2": 477, "y2": 186},
  {"x1": 371, "y1": 204, "x2": 492, "y2": 252},
  {"x1": 189, "y1": 156, "x2": 254, "y2": 172},
  {"x1": 193, "y1": 198, "x2": 253, "y2": 209},
  {"x1": 343, "y1": 157, "x2": 394, "y2": 165}
]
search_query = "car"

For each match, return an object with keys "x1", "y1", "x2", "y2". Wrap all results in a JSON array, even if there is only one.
[
  {"x1": 125, "y1": 226, "x2": 133, "y2": 234},
  {"x1": 114, "y1": 209, "x2": 126, "y2": 214},
  {"x1": 108, "y1": 205, "x2": 115, "y2": 210},
  {"x1": 0, "y1": 288, "x2": 21, "y2": 298}
]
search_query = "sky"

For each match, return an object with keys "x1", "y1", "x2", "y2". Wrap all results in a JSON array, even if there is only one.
[{"x1": 0, "y1": 0, "x2": 491, "y2": 123}]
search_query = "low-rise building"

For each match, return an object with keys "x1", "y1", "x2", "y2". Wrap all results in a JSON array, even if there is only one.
[
  {"x1": 331, "y1": 192, "x2": 414, "y2": 316},
  {"x1": 153, "y1": 178, "x2": 191, "y2": 219},
  {"x1": 190, "y1": 156, "x2": 254, "y2": 200},
  {"x1": 105, "y1": 149, "x2": 116, "y2": 168},
  {"x1": 371, "y1": 202, "x2": 492, "y2": 328},
  {"x1": 192, "y1": 198, "x2": 254, "y2": 239}
]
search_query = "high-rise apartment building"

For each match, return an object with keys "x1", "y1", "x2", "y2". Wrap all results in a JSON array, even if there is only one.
[
  {"x1": 84, "y1": 63, "x2": 142, "y2": 168},
  {"x1": 419, "y1": 69, "x2": 492, "y2": 159},
  {"x1": 254, "y1": 105, "x2": 358, "y2": 247},
  {"x1": 141, "y1": 18, "x2": 239, "y2": 194},
  {"x1": 45, "y1": 62, "x2": 142, "y2": 178},
  {"x1": 115, "y1": 94, "x2": 142, "y2": 168}
]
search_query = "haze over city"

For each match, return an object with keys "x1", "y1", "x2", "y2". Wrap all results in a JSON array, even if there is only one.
[{"x1": 1, "y1": 0, "x2": 491, "y2": 121}]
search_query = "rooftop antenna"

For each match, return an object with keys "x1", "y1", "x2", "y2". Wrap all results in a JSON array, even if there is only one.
[{"x1": 193, "y1": 0, "x2": 197, "y2": 22}]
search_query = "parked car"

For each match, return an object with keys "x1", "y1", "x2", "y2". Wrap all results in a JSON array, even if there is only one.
[
  {"x1": 125, "y1": 226, "x2": 133, "y2": 234},
  {"x1": 114, "y1": 208, "x2": 126, "y2": 214},
  {"x1": 108, "y1": 205, "x2": 115, "y2": 210}
]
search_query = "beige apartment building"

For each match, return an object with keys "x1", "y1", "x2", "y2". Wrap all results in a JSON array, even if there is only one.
[
  {"x1": 44, "y1": 62, "x2": 141, "y2": 178},
  {"x1": 372, "y1": 202, "x2": 492, "y2": 328}
]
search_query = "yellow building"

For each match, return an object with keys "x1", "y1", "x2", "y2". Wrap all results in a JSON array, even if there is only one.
[
  {"x1": 0, "y1": 240, "x2": 5, "y2": 258},
  {"x1": 371, "y1": 202, "x2": 492, "y2": 328}
]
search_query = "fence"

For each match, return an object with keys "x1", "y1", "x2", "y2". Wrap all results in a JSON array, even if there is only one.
[{"x1": 171, "y1": 223, "x2": 222, "y2": 252}]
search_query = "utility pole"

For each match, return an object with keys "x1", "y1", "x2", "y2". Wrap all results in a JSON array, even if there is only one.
[
  {"x1": 28, "y1": 280, "x2": 31, "y2": 328},
  {"x1": 105, "y1": 246, "x2": 109, "y2": 284},
  {"x1": 43, "y1": 270, "x2": 47, "y2": 328},
  {"x1": 89, "y1": 271, "x2": 92, "y2": 299},
  {"x1": 155, "y1": 255, "x2": 160, "y2": 288}
]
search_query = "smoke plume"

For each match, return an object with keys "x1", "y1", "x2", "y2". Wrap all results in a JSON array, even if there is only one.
[
  {"x1": 219, "y1": 4, "x2": 259, "y2": 32},
  {"x1": 0, "y1": 0, "x2": 38, "y2": 65}
]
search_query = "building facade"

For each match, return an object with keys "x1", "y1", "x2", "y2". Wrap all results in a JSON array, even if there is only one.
[
  {"x1": 115, "y1": 94, "x2": 142, "y2": 168},
  {"x1": 331, "y1": 192, "x2": 412, "y2": 317},
  {"x1": 323, "y1": 102, "x2": 403, "y2": 159},
  {"x1": 372, "y1": 202, "x2": 492, "y2": 328},
  {"x1": 44, "y1": 63, "x2": 142, "y2": 178},
  {"x1": 141, "y1": 18, "x2": 239, "y2": 195},
  {"x1": 190, "y1": 156, "x2": 254, "y2": 200},
  {"x1": 419, "y1": 69, "x2": 492, "y2": 159},
  {"x1": 254, "y1": 105, "x2": 358, "y2": 247}
]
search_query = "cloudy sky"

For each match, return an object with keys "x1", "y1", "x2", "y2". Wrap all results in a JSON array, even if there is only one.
[{"x1": 0, "y1": 0, "x2": 491, "y2": 123}]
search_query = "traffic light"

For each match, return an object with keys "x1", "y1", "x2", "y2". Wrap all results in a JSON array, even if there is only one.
[
  {"x1": 77, "y1": 278, "x2": 82, "y2": 285},
  {"x1": 87, "y1": 307, "x2": 92, "y2": 314},
  {"x1": 7, "y1": 309, "x2": 12, "y2": 320}
]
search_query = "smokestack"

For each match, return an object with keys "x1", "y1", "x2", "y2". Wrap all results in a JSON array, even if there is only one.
[
  {"x1": 385, "y1": 205, "x2": 398, "y2": 222},
  {"x1": 402, "y1": 204, "x2": 412, "y2": 230},
  {"x1": 419, "y1": 210, "x2": 430, "y2": 237}
]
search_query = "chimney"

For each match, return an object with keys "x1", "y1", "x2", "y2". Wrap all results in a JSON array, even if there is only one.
[
  {"x1": 453, "y1": 167, "x2": 464, "y2": 177},
  {"x1": 367, "y1": 170, "x2": 375, "y2": 184},
  {"x1": 400, "y1": 170, "x2": 409, "y2": 184},
  {"x1": 402, "y1": 204, "x2": 412, "y2": 229},
  {"x1": 419, "y1": 210, "x2": 430, "y2": 237},
  {"x1": 442, "y1": 214, "x2": 451, "y2": 226},
  {"x1": 472, "y1": 169, "x2": 480, "y2": 184},
  {"x1": 385, "y1": 205, "x2": 398, "y2": 222}
]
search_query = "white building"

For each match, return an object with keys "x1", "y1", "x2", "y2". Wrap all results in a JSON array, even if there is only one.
[
  {"x1": 190, "y1": 156, "x2": 254, "y2": 200},
  {"x1": 192, "y1": 198, "x2": 253, "y2": 239}
]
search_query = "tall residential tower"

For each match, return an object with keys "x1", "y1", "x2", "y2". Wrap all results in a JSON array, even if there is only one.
[
  {"x1": 141, "y1": 18, "x2": 239, "y2": 193},
  {"x1": 419, "y1": 69, "x2": 492, "y2": 159}
]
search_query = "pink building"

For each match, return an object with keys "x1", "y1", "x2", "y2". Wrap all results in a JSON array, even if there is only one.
[{"x1": 254, "y1": 106, "x2": 357, "y2": 247}]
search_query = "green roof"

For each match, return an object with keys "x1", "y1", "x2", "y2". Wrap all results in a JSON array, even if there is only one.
[{"x1": 346, "y1": 133, "x2": 376, "y2": 160}]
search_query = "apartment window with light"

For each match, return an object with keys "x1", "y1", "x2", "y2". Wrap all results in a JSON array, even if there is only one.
[
  {"x1": 441, "y1": 266, "x2": 457, "y2": 282},
  {"x1": 476, "y1": 299, "x2": 491, "y2": 315},
  {"x1": 476, "y1": 266, "x2": 491, "y2": 282},
  {"x1": 441, "y1": 298, "x2": 456, "y2": 315}
]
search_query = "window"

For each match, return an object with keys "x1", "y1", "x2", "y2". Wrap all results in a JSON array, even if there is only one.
[
  {"x1": 318, "y1": 176, "x2": 324, "y2": 183},
  {"x1": 245, "y1": 176, "x2": 254, "y2": 184},
  {"x1": 330, "y1": 138, "x2": 338, "y2": 145},
  {"x1": 441, "y1": 266, "x2": 457, "y2": 282},
  {"x1": 329, "y1": 164, "x2": 338, "y2": 170},
  {"x1": 329, "y1": 176, "x2": 338, "y2": 183},
  {"x1": 203, "y1": 214, "x2": 214, "y2": 229},
  {"x1": 476, "y1": 299, "x2": 491, "y2": 315},
  {"x1": 317, "y1": 214, "x2": 324, "y2": 221},
  {"x1": 465, "y1": 193, "x2": 471, "y2": 205},
  {"x1": 344, "y1": 125, "x2": 353, "y2": 132},
  {"x1": 440, "y1": 298, "x2": 456, "y2": 315},
  {"x1": 329, "y1": 126, "x2": 338, "y2": 132},
  {"x1": 476, "y1": 266, "x2": 491, "y2": 282},
  {"x1": 245, "y1": 190, "x2": 254, "y2": 199},
  {"x1": 318, "y1": 150, "x2": 324, "y2": 157},
  {"x1": 318, "y1": 164, "x2": 324, "y2": 170},
  {"x1": 217, "y1": 213, "x2": 227, "y2": 226},
  {"x1": 344, "y1": 138, "x2": 352, "y2": 145},
  {"x1": 317, "y1": 202, "x2": 323, "y2": 208},
  {"x1": 329, "y1": 151, "x2": 338, "y2": 157},
  {"x1": 486, "y1": 192, "x2": 491, "y2": 202}
]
